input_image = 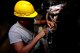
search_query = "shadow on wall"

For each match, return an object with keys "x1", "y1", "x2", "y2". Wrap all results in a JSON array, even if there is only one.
[
  {"x1": 0, "y1": 39, "x2": 15, "y2": 53},
  {"x1": 0, "y1": 20, "x2": 15, "y2": 53},
  {"x1": 0, "y1": 0, "x2": 20, "y2": 53}
]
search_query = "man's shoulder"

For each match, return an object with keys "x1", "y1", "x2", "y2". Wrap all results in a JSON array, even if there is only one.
[{"x1": 9, "y1": 22, "x2": 21, "y2": 32}]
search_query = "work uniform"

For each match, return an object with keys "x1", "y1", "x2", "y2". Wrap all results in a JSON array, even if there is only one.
[{"x1": 8, "y1": 22, "x2": 45, "y2": 53}]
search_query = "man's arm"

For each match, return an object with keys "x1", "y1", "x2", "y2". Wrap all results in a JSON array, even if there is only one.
[
  {"x1": 13, "y1": 29, "x2": 46, "y2": 53},
  {"x1": 34, "y1": 19, "x2": 46, "y2": 25}
]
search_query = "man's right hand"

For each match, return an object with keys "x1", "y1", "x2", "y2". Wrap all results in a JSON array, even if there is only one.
[{"x1": 37, "y1": 28, "x2": 48, "y2": 39}]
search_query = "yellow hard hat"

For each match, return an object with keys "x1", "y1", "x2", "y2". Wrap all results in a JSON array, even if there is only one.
[{"x1": 14, "y1": 1, "x2": 38, "y2": 18}]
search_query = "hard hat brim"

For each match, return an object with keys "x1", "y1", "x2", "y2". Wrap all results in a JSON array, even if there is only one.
[
  {"x1": 25, "y1": 11, "x2": 38, "y2": 18},
  {"x1": 14, "y1": 11, "x2": 38, "y2": 18}
]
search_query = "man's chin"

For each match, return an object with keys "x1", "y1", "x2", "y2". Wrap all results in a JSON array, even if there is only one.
[{"x1": 25, "y1": 26, "x2": 34, "y2": 32}]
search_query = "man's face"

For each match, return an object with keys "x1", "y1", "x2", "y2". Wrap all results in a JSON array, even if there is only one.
[
  {"x1": 20, "y1": 18, "x2": 34, "y2": 32},
  {"x1": 19, "y1": 18, "x2": 34, "y2": 26}
]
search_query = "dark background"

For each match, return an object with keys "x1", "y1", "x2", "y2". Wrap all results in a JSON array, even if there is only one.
[{"x1": 0, "y1": 0, "x2": 80, "y2": 53}]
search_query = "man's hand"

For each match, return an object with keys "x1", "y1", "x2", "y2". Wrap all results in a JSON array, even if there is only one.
[
  {"x1": 46, "y1": 20, "x2": 55, "y2": 29},
  {"x1": 37, "y1": 28, "x2": 48, "y2": 39}
]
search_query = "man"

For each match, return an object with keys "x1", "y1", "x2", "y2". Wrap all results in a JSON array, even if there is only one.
[{"x1": 8, "y1": 1, "x2": 51, "y2": 53}]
